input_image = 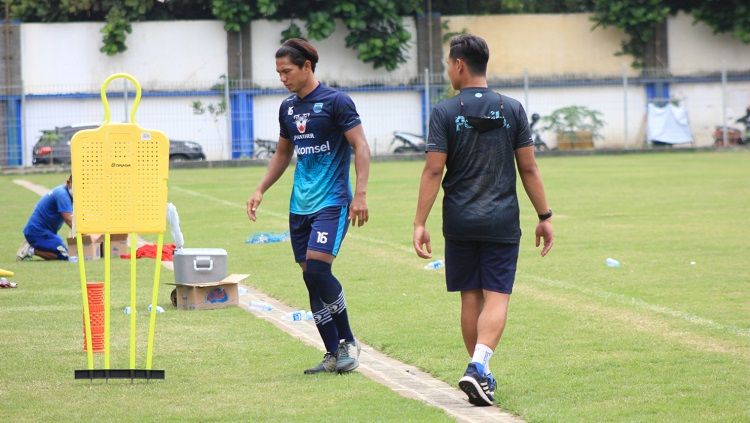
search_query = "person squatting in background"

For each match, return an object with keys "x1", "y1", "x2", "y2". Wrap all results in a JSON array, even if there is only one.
[{"x1": 17, "y1": 174, "x2": 74, "y2": 261}]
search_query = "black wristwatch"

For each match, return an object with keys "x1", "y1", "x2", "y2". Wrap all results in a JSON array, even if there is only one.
[{"x1": 538, "y1": 209, "x2": 553, "y2": 221}]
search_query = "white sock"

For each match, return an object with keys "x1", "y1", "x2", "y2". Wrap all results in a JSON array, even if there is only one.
[{"x1": 471, "y1": 343, "x2": 493, "y2": 375}]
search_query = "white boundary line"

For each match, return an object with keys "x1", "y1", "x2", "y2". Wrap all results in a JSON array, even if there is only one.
[
  {"x1": 523, "y1": 274, "x2": 750, "y2": 338},
  {"x1": 171, "y1": 185, "x2": 414, "y2": 253},
  {"x1": 13, "y1": 179, "x2": 50, "y2": 196}
]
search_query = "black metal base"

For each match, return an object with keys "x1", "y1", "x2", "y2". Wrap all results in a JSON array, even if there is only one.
[{"x1": 74, "y1": 369, "x2": 165, "y2": 380}]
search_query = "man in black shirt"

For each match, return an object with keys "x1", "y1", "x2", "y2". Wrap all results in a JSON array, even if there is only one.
[{"x1": 413, "y1": 34, "x2": 554, "y2": 406}]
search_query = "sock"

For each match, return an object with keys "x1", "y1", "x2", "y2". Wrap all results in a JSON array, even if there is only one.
[
  {"x1": 28, "y1": 247, "x2": 35, "y2": 256},
  {"x1": 307, "y1": 259, "x2": 354, "y2": 342},
  {"x1": 302, "y1": 271, "x2": 339, "y2": 354},
  {"x1": 471, "y1": 344, "x2": 494, "y2": 375}
]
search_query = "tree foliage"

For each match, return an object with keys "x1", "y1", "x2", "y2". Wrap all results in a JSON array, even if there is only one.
[
  {"x1": 212, "y1": 0, "x2": 420, "y2": 71},
  {"x1": 590, "y1": 0, "x2": 670, "y2": 67},
  {"x1": 7, "y1": 0, "x2": 420, "y2": 71},
  {"x1": 688, "y1": 0, "x2": 750, "y2": 44},
  {"x1": 429, "y1": 0, "x2": 595, "y2": 14}
]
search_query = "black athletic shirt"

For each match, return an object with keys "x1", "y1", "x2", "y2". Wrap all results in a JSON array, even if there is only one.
[{"x1": 426, "y1": 88, "x2": 533, "y2": 243}]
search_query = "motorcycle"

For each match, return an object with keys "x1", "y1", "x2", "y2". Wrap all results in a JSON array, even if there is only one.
[
  {"x1": 391, "y1": 131, "x2": 425, "y2": 153},
  {"x1": 253, "y1": 138, "x2": 278, "y2": 159},
  {"x1": 713, "y1": 107, "x2": 750, "y2": 147},
  {"x1": 529, "y1": 113, "x2": 550, "y2": 152}
]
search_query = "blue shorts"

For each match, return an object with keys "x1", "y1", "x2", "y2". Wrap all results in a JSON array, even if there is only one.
[
  {"x1": 445, "y1": 239, "x2": 519, "y2": 294},
  {"x1": 24, "y1": 230, "x2": 69, "y2": 260},
  {"x1": 289, "y1": 206, "x2": 349, "y2": 263}
]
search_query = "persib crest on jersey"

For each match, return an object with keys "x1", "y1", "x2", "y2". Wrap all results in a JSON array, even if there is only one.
[{"x1": 294, "y1": 113, "x2": 310, "y2": 133}]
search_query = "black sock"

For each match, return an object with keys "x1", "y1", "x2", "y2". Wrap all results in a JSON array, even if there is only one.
[
  {"x1": 306, "y1": 259, "x2": 354, "y2": 343},
  {"x1": 302, "y1": 270, "x2": 339, "y2": 354}
]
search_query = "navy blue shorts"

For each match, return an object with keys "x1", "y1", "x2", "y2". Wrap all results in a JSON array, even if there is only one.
[
  {"x1": 445, "y1": 239, "x2": 519, "y2": 294},
  {"x1": 24, "y1": 230, "x2": 69, "y2": 260},
  {"x1": 289, "y1": 205, "x2": 349, "y2": 263}
]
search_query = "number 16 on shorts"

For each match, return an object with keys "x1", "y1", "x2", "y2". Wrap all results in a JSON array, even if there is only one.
[{"x1": 290, "y1": 205, "x2": 349, "y2": 260}]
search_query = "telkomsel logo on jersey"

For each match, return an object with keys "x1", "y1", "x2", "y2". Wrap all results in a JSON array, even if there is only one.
[
  {"x1": 294, "y1": 113, "x2": 310, "y2": 133},
  {"x1": 295, "y1": 141, "x2": 330, "y2": 156}
]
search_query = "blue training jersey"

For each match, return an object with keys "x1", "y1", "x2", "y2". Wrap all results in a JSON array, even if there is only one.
[
  {"x1": 24, "y1": 184, "x2": 73, "y2": 235},
  {"x1": 279, "y1": 83, "x2": 361, "y2": 215}
]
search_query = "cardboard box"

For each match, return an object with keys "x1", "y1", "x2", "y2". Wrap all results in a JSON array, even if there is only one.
[
  {"x1": 108, "y1": 234, "x2": 129, "y2": 258},
  {"x1": 67, "y1": 234, "x2": 103, "y2": 260},
  {"x1": 170, "y1": 274, "x2": 248, "y2": 310}
]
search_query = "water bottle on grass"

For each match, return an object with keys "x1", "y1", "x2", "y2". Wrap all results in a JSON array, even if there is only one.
[
  {"x1": 424, "y1": 259, "x2": 444, "y2": 270},
  {"x1": 605, "y1": 258, "x2": 621, "y2": 268},
  {"x1": 248, "y1": 300, "x2": 273, "y2": 312},
  {"x1": 282, "y1": 310, "x2": 309, "y2": 321}
]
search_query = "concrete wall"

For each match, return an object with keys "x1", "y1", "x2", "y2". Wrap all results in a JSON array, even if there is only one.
[
  {"x1": 670, "y1": 81, "x2": 750, "y2": 145},
  {"x1": 20, "y1": 21, "x2": 228, "y2": 94},
  {"x1": 502, "y1": 85, "x2": 647, "y2": 149},
  {"x1": 668, "y1": 12, "x2": 750, "y2": 75},
  {"x1": 443, "y1": 14, "x2": 637, "y2": 78},
  {"x1": 249, "y1": 18, "x2": 419, "y2": 87},
  {"x1": 252, "y1": 89, "x2": 423, "y2": 155}
]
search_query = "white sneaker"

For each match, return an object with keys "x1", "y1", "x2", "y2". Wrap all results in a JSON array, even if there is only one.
[{"x1": 16, "y1": 242, "x2": 33, "y2": 261}]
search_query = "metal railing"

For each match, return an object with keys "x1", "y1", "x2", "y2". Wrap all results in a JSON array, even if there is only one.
[{"x1": 3, "y1": 69, "x2": 748, "y2": 167}]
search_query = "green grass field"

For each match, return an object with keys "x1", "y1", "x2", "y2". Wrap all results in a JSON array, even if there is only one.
[{"x1": 1, "y1": 151, "x2": 748, "y2": 422}]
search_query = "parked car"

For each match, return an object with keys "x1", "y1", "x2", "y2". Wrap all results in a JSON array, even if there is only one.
[{"x1": 32, "y1": 124, "x2": 206, "y2": 165}]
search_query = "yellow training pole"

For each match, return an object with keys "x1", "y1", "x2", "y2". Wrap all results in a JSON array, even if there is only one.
[
  {"x1": 129, "y1": 232, "x2": 137, "y2": 370},
  {"x1": 77, "y1": 233, "x2": 94, "y2": 370},
  {"x1": 104, "y1": 233, "x2": 111, "y2": 369},
  {"x1": 146, "y1": 233, "x2": 164, "y2": 369}
]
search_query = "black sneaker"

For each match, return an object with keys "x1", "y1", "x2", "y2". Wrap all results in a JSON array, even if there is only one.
[
  {"x1": 304, "y1": 352, "x2": 337, "y2": 374},
  {"x1": 458, "y1": 363, "x2": 495, "y2": 406}
]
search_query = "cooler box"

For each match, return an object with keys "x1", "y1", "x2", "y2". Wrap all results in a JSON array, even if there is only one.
[{"x1": 173, "y1": 248, "x2": 228, "y2": 284}]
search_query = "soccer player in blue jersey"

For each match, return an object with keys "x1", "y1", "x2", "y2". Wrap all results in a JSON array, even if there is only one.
[
  {"x1": 17, "y1": 175, "x2": 74, "y2": 261},
  {"x1": 413, "y1": 34, "x2": 554, "y2": 406},
  {"x1": 247, "y1": 38, "x2": 370, "y2": 374}
]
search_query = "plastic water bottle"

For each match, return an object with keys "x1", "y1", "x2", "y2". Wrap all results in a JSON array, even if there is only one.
[
  {"x1": 306, "y1": 311, "x2": 314, "y2": 321},
  {"x1": 282, "y1": 310, "x2": 308, "y2": 321},
  {"x1": 68, "y1": 256, "x2": 78, "y2": 263},
  {"x1": 424, "y1": 259, "x2": 444, "y2": 270},
  {"x1": 166, "y1": 203, "x2": 185, "y2": 249},
  {"x1": 246, "y1": 233, "x2": 269, "y2": 244},
  {"x1": 123, "y1": 306, "x2": 134, "y2": 315},
  {"x1": 246, "y1": 231, "x2": 290, "y2": 244},
  {"x1": 605, "y1": 258, "x2": 621, "y2": 268},
  {"x1": 268, "y1": 232, "x2": 290, "y2": 242},
  {"x1": 148, "y1": 304, "x2": 165, "y2": 313},
  {"x1": 248, "y1": 300, "x2": 273, "y2": 312}
]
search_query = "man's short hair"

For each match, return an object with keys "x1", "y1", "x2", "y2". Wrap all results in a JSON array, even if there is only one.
[
  {"x1": 275, "y1": 38, "x2": 319, "y2": 72},
  {"x1": 449, "y1": 34, "x2": 489, "y2": 76}
]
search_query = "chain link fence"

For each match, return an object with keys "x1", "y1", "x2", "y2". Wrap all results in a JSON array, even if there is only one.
[{"x1": 2, "y1": 69, "x2": 749, "y2": 168}]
